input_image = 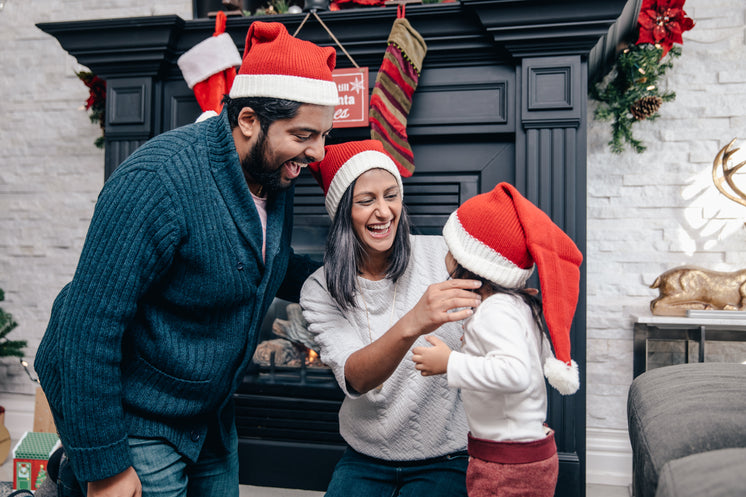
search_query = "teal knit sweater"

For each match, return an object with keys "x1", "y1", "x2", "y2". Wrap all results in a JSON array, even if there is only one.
[{"x1": 35, "y1": 111, "x2": 317, "y2": 482}]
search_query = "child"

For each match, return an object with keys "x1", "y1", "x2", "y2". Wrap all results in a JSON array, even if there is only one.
[{"x1": 412, "y1": 182, "x2": 583, "y2": 497}]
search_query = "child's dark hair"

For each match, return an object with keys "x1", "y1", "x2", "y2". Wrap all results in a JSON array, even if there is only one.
[{"x1": 449, "y1": 262, "x2": 546, "y2": 338}]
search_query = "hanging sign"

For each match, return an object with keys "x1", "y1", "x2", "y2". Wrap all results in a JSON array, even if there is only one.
[{"x1": 332, "y1": 67, "x2": 369, "y2": 128}]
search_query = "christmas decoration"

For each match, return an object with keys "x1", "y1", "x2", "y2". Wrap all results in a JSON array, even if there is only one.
[
  {"x1": 369, "y1": 5, "x2": 426, "y2": 176},
  {"x1": 75, "y1": 71, "x2": 106, "y2": 149},
  {"x1": 637, "y1": 0, "x2": 694, "y2": 57},
  {"x1": 331, "y1": 0, "x2": 386, "y2": 10},
  {"x1": 629, "y1": 95, "x2": 663, "y2": 121},
  {"x1": 177, "y1": 11, "x2": 241, "y2": 122},
  {"x1": 12, "y1": 432, "x2": 60, "y2": 491},
  {"x1": 253, "y1": 0, "x2": 293, "y2": 15},
  {"x1": 0, "y1": 288, "x2": 25, "y2": 359},
  {"x1": 591, "y1": 0, "x2": 694, "y2": 153}
]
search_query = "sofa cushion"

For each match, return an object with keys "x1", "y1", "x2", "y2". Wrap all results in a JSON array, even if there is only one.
[
  {"x1": 655, "y1": 448, "x2": 746, "y2": 497},
  {"x1": 627, "y1": 363, "x2": 746, "y2": 497}
]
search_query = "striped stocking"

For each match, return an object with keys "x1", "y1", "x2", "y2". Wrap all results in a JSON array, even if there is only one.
[{"x1": 369, "y1": 9, "x2": 427, "y2": 177}]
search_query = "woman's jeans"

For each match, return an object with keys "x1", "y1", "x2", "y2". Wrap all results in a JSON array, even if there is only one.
[
  {"x1": 58, "y1": 431, "x2": 239, "y2": 497},
  {"x1": 324, "y1": 446, "x2": 468, "y2": 497}
]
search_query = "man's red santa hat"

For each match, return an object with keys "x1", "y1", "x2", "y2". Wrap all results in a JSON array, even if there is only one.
[
  {"x1": 229, "y1": 21, "x2": 338, "y2": 106},
  {"x1": 442, "y1": 182, "x2": 583, "y2": 395},
  {"x1": 177, "y1": 11, "x2": 241, "y2": 122}
]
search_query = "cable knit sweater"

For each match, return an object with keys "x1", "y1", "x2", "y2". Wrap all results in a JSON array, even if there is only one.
[
  {"x1": 447, "y1": 293, "x2": 551, "y2": 442},
  {"x1": 35, "y1": 111, "x2": 317, "y2": 482},
  {"x1": 300, "y1": 235, "x2": 469, "y2": 461}
]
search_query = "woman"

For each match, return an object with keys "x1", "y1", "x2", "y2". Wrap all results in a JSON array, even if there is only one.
[{"x1": 300, "y1": 140, "x2": 482, "y2": 497}]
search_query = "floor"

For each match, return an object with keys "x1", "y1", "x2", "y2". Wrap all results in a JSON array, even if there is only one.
[
  {"x1": 237, "y1": 483, "x2": 630, "y2": 496},
  {"x1": 1, "y1": 450, "x2": 629, "y2": 496}
]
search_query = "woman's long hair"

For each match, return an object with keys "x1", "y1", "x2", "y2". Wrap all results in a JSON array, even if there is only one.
[{"x1": 324, "y1": 178, "x2": 412, "y2": 310}]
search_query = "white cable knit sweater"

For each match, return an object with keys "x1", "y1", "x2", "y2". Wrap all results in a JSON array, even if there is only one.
[
  {"x1": 300, "y1": 235, "x2": 469, "y2": 461},
  {"x1": 447, "y1": 293, "x2": 551, "y2": 442}
]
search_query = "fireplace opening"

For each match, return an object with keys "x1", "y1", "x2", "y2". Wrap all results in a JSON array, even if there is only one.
[{"x1": 235, "y1": 298, "x2": 345, "y2": 490}]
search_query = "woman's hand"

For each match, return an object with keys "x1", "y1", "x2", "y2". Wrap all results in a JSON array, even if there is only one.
[
  {"x1": 87, "y1": 466, "x2": 142, "y2": 497},
  {"x1": 345, "y1": 278, "x2": 480, "y2": 394},
  {"x1": 412, "y1": 335, "x2": 452, "y2": 376},
  {"x1": 400, "y1": 278, "x2": 481, "y2": 338}
]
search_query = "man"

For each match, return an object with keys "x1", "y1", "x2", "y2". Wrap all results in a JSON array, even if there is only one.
[{"x1": 35, "y1": 21, "x2": 337, "y2": 497}]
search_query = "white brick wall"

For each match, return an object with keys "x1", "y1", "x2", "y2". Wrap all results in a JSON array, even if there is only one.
[
  {"x1": 586, "y1": 0, "x2": 746, "y2": 483},
  {"x1": 0, "y1": 0, "x2": 191, "y2": 442},
  {"x1": 1, "y1": 0, "x2": 742, "y2": 486}
]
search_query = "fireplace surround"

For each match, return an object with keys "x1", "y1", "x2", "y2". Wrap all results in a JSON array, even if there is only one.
[{"x1": 37, "y1": 1, "x2": 641, "y2": 494}]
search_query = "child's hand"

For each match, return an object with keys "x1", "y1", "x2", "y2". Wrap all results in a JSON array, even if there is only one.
[{"x1": 412, "y1": 335, "x2": 452, "y2": 376}]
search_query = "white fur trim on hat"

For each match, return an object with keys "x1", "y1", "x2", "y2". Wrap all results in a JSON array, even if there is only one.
[
  {"x1": 177, "y1": 33, "x2": 242, "y2": 89},
  {"x1": 325, "y1": 150, "x2": 404, "y2": 218},
  {"x1": 442, "y1": 211, "x2": 533, "y2": 288},
  {"x1": 229, "y1": 74, "x2": 339, "y2": 107},
  {"x1": 195, "y1": 110, "x2": 218, "y2": 123},
  {"x1": 543, "y1": 356, "x2": 579, "y2": 395}
]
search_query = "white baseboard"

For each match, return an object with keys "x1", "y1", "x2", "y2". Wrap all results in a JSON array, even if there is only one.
[{"x1": 586, "y1": 427, "x2": 633, "y2": 487}]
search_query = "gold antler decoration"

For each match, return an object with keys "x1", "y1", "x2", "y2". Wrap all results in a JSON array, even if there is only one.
[{"x1": 712, "y1": 138, "x2": 746, "y2": 207}]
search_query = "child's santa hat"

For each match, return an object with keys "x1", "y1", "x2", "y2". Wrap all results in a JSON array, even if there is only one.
[
  {"x1": 442, "y1": 182, "x2": 583, "y2": 395},
  {"x1": 177, "y1": 11, "x2": 242, "y2": 122},
  {"x1": 308, "y1": 140, "x2": 411, "y2": 219},
  {"x1": 229, "y1": 21, "x2": 338, "y2": 106}
]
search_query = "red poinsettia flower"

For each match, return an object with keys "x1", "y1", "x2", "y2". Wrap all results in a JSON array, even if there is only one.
[{"x1": 637, "y1": 0, "x2": 695, "y2": 57}]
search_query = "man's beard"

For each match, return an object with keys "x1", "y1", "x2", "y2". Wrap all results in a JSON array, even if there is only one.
[{"x1": 241, "y1": 129, "x2": 287, "y2": 196}]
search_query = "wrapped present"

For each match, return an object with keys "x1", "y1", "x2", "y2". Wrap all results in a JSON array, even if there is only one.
[{"x1": 12, "y1": 431, "x2": 60, "y2": 491}]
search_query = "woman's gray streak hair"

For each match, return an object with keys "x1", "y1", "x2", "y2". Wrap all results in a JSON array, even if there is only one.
[{"x1": 323, "y1": 179, "x2": 412, "y2": 310}]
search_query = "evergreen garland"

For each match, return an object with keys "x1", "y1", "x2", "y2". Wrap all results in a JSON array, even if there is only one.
[
  {"x1": 591, "y1": 43, "x2": 680, "y2": 154},
  {"x1": 0, "y1": 288, "x2": 26, "y2": 359}
]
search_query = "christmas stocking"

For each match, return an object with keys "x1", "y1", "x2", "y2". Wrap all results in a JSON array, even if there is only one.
[
  {"x1": 177, "y1": 11, "x2": 242, "y2": 122},
  {"x1": 369, "y1": 7, "x2": 427, "y2": 177}
]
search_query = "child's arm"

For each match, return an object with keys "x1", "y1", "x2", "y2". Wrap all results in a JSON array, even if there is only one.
[{"x1": 412, "y1": 335, "x2": 452, "y2": 376}]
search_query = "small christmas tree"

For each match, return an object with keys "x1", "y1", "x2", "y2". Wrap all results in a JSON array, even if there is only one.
[{"x1": 0, "y1": 288, "x2": 26, "y2": 359}]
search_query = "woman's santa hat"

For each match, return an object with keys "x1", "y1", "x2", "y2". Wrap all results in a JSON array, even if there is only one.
[
  {"x1": 229, "y1": 21, "x2": 338, "y2": 106},
  {"x1": 308, "y1": 140, "x2": 412, "y2": 219},
  {"x1": 177, "y1": 12, "x2": 242, "y2": 121},
  {"x1": 442, "y1": 182, "x2": 583, "y2": 395}
]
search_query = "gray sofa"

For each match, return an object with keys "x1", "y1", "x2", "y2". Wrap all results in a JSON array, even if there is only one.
[{"x1": 627, "y1": 362, "x2": 746, "y2": 497}]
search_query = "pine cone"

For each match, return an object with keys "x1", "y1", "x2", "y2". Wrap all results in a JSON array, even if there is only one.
[{"x1": 630, "y1": 96, "x2": 663, "y2": 120}]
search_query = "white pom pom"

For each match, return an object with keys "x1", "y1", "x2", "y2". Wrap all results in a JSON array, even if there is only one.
[{"x1": 543, "y1": 357, "x2": 579, "y2": 395}]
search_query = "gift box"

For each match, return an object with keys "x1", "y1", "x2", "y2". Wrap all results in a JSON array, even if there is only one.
[{"x1": 12, "y1": 431, "x2": 60, "y2": 491}]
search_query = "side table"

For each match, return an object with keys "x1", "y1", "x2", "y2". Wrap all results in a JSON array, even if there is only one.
[{"x1": 633, "y1": 315, "x2": 746, "y2": 378}]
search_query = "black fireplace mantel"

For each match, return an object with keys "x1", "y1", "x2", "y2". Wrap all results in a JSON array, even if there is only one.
[
  {"x1": 38, "y1": 2, "x2": 640, "y2": 495},
  {"x1": 38, "y1": 1, "x2": 639, "y2": 77}
]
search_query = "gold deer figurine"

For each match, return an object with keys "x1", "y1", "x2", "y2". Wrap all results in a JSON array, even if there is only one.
[
  {"x1": 712, "y1": 138, "x2": 746, "y2": 207},
  {"x1": 650, "y1": 266, "x2": 746, "y2": 316}
]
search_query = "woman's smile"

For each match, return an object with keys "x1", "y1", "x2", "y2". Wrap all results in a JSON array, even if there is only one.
[
  {"x1": 367, "y1": 220, "x2": 393, "y2": 238},
  {"x1": 351, "y1": 168, "x2": 403, "y2": 257}
]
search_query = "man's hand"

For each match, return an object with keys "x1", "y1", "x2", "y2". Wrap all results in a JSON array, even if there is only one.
[
  {"x1": 412, "y1": 335, "x2": 452, "y2": 376},
  {"x1": 87, "y1": 466, "x2": 142, "y2": 497}
]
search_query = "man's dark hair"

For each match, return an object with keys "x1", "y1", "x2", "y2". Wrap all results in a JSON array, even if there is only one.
[
  {"x1": 222, "y1": 95, "x2": 303, "y2": 132},
  {"x1": 324, "y1": 178, "x2": 412, "y2": 310}
]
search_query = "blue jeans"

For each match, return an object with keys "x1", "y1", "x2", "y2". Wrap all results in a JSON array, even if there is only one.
[
  {"x1": 58, "y1": 431, "x2": 238, "y2": 497},
  {"x1": 325, "y1": 447, "x2": 468, "y2": 497}
]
